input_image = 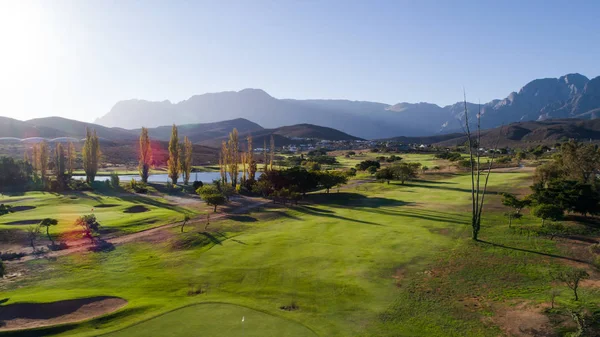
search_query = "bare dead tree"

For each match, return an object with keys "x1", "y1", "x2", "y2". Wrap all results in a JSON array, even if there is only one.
[{"x1": 462, "y1": 94, "x2": 502, "y2": 240}]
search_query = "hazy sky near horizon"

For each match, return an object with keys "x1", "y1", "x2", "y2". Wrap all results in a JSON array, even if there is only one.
[{"x1": 1, "y1": 0, "x2": 599, "y2": 123}]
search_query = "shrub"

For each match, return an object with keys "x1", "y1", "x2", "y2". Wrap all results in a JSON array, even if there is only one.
[
  {"x1": 110, "y1": 172, "x2": 120, "y2": 188},
  {"x1": 68, "y1": 179, "x2": 92, "y2": 191},
  {"x1": 496, "y1": 156, "x2": 512, "y2": 164},
  {"x1": 0, "y1": 204, "x2": 12, "y2": 216},
  {"x1": 589, "y1": 243, "x2": 600, "y2": 255},
  {"x1": 435, "y1": 152, "x2": 462, "y2": 161},
  {"x1": 0, "y1": 259, "x2": 4, "y2": 277},
  {"x1": 367, "y1": 166, "x2": 379, "y2": 174},
  {"x1": 345, "y1": 168, "x2": 357, "y2": 177},
  {"x1": 356, "y1": 160, "x2": 380, "y2": 171},
  {"x1": 129, "y1": 179, "x2": 148, "y2": 194},
  {"x1": 193, "y1": 181, "x2": 203, "y2": 190},
  {"x1": 75, "y1": 214, "x2": 101, "y2": 244},
  {"x1": 532, "y1": 204, "x2": 564, "y2": 225}
]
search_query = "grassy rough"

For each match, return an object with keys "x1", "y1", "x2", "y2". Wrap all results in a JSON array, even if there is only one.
[{"x1": 1, "y1": 169, "x2": 598, "y2": 337}]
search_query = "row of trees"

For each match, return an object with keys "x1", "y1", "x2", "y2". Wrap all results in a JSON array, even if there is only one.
[
  {"x1": 1, "y1": 128, "x2": 101, "y2": 192},
  {"x1": 375, "y1": 162, "x2": 422, "y2": 184},
  {"x1": 164, "y1": 125, "x2": 194, "y2": 185},
  {"x1": 499, "y1": 141, "x2": 600, "y2": 232},
  {"x1": 218, "y1": 129, "x2": 272, "y2": 189}
]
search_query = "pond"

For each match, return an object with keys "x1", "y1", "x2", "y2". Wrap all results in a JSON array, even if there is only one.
[{"x1": 72, "y1": 172, "x2": 262, "y2": 183}]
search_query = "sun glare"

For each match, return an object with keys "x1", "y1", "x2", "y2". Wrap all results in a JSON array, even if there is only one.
[{"x1": 0, "y1": 1, "x2": 56, "y2": 119}]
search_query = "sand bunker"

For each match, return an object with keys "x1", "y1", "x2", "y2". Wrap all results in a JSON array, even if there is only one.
[
  {"x1": 123, "y1": 205, "x2": 150, "y2": 213},
  {"x1": 0, "y1": 296, "x2": 127, "y2": 331}
]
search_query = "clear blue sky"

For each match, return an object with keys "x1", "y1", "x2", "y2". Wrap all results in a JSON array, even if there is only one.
[{"x1": 1, "y1": 0, "x2": 599, "y2": 122}]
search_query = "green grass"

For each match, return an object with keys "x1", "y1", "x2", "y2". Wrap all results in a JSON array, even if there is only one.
[
  {"x1": 0, "y1": 190, "x2": 198, "y2": 234},
  {"x1": 107, "y1": 303, "x2": 317, "y2": 337},
  {"x1": 1, "y1": 169, "x2": 598, "y2": 337}
]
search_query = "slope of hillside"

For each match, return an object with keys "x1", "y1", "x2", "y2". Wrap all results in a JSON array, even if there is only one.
[
  {"x1": 0, "y1": 117, "x2": 67, "y2": 139},
  {"x1": 432, "y1": 119, "x2": 600, "y2": 147},
  {"x1": 27, "y1": 116, "x2": 137, "y2": 141},
  {"x1": 141, "y1": 118, "x2": 263, "y2": 143},
  {"x1": 198, "y1": 123, "x2": 362, "y2": 148}
]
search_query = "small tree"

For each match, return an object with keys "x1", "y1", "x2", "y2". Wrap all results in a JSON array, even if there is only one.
[
  {"x1": 26, "y1": 225, "x2": 41, "y2": 252},
  {"x1": 367, "y1": 165, "x2": 378, "y2": 175},
  {"x1": 181, "y1": 214, "x2": 191, "y2": 233},
  {"x1": 75, "y1": 214, "x2": 101, "y2": 244},
  {"x1": 0, "y1": 204, "x2": 12, "y2": 216},
  {"x1": 501, "y1": 193, "x2": 530, "y2": 226},
  {"x1": 504, "y1": 211, "x2": 523, "y2": 228},
  {"x1": 318, "y1": 171, "x2": 348, "y2": 193},
  {"x1": 110, "y1": 172, "x2": 120, "y2": 189},
  {"x1": 375, "y1": 167, "x2": 395, "y2": 184},
  {"x1": 356, "y1": 160, "x2": 380, "y2": 171},
  {"x1": 197, "y1": 185, "x2": 226, "y2": 212},
  {"x1": 394, "y1": 162, "x2": 421, "y2": 185},
  {"x1": 39, "y1": 218, "x2": 58, "y2": 246},
  {"x1": 220, "y1": 184, "x2": 235, "y2": 201},
  {"x1": 205, "y1": 213, "x2": 210, "y2": 231},
  {"x1": 0, "y1": 259, "x2": 5, "y2": 277},
  {"x1": 554, "y1": 268, "x2": 589, "y2": 301},
  {"x1": 532, "y1": 204, "x2": 563, "y2": 225}
]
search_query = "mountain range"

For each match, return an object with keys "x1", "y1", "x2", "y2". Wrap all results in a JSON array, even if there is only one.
[
  {"x1": 0, "y1": 116, "x2": 361, "y2": 146},
  {"x1": 388, "y1": 118, "x2": 600, "y2": 148},
  {"x1": 94, "y1": 73, "x2": 600, "y2": 139}
]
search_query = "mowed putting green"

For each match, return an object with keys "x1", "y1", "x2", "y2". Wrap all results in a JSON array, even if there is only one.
[{"x1": 106, "y1": 303, "x2": 316, "y2": 337}]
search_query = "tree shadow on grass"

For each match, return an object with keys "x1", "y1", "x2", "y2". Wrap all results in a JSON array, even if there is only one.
[
  {"x1": 361, "y1": 208, "x2": 470, "y2": 225},
  {"x1": 227, "y1": 215, "x2": 258, "y2": 222},
  {"x1": 478, "y1": 240, "x2": 589, "y2": 264},
  {"x1": 411, "y1": 179, "x2": 455, "y2": 185},
  {"x1": 88, "y1": 239, "x2": 115, "y2": 253},
  {"x1": 201, "y1": 231, "x2": 225, "y2": 245},
  {"x1": 293, "y1": 205, "x2": 385, "y2": 226},
  {"x1": 306, "y1": 193, "x2": 412, "y2": 209}
]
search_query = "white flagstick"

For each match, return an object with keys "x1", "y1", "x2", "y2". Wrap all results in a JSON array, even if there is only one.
[{"x1": 242, "y1": 316, "x2": 245, "y2": 337}]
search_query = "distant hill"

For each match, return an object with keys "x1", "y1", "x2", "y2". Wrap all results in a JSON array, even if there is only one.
[
  {"x1": 26, "y1": 116, "x2": 137, "y2": 141},
  {"x1": 141, "y1": 118, "x2": 263, "y2": 143},
  {"x1": 198, "y1": 123, "x2": 363, "y2": 148},
  {"x1": 0, "y1": 116, "x2": 67, "y2": 139},
  {"x1": 2, "y1": 116, "x2": 360, "y2": 150},
  {"x1": 427, "y1": 119, "x2": 600, "y2": 148},
  {"x1": 93, "y1": 73, "x2": 600, "y2": 139}
]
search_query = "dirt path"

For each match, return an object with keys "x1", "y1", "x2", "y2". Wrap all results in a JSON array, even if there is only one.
[{"x1": 6, "y1": 196, "x2": 271, "y2": 264}]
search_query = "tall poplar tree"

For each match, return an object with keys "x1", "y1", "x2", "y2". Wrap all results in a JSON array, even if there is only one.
[
  {"x1": 138, "y1": 127, "x2": 152, "y2": 183},
  {"x1": 67, "y1": 142, "x2": 76, "y2": 178},
  {"x1": 247, "y1": 135, "x2": 257, "y2": 181},
  {"x1": 227, "y1": 128, "x2": 239, "y2": 188},
  {"x1": 32, "y1": 144, "x2": 39, "y2": 174},
  {"x1": 167, "y1": 124, "x2": 180, "y2": 184},
  {"x1": 180, "y1": 136, "x2": 193, "y2": 185},
  {"x1": 263, "y1": 139, "x2": 268, "y2": 172},
  {"x1": 54, "y1": 143, "x2": 66, "y2": 182},
  {"x1": 83, "y1": 128, "x2": 100, "y2": 184},
  {"x1": 269, "y1": 135, "x2": 275, "y2": 171},
  {"x1": 220, "y1": 141, "x2": 228, "y2": 184},
  {"x1": 39, "y1": 141, "x2": 49, "y2": 184}
]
